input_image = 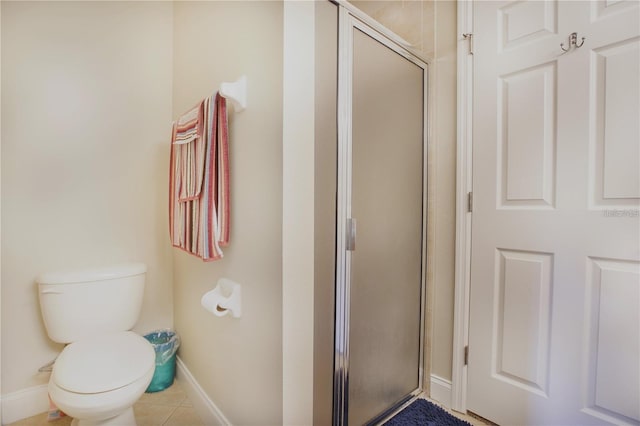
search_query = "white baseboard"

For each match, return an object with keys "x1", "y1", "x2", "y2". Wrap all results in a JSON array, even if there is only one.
[
  {"x1": 1, "y1": 384, "x2": 49, "y2": 425},
  {"x1": 175, "y1": 356, "x2": 231, "y2": 426},
  {"x1": 430, "y1": 374, "x2": 452, "y2": 408}
]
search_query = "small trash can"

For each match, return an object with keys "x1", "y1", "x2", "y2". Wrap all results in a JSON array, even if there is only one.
[{"x1": 143, "y1": 330, "x2": 180, "y2": 393}]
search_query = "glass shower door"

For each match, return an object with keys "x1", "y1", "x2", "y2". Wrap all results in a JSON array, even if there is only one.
[{"x1": 335, "y1": 16, "x2": 426, "y2": 425}]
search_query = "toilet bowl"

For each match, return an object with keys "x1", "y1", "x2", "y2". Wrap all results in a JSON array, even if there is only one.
[
  {"x1": 48, "y1": 332, "x2": 155, "y2": 426},
  {"x1": 37, "y1": 263, "x2": 154, "y2": 426}
]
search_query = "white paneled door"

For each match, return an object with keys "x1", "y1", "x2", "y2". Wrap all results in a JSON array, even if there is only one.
[{"x1": 468, "y1": 1, "x2": 640, "y2": 425}]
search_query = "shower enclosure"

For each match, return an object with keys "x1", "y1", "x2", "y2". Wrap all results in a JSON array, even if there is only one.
[{"x1": 333, "y1": 5, "x2": 428, "y2": 425}]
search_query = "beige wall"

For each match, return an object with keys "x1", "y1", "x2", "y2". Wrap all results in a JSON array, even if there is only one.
[
  {"x1": 2, "y1": 1, "x2": 458, "y2": 422},
  {"x1": 348, "y1": 0, "x2": 458, "y2": 382},
  {"x1": 313, "y1": 2, "x2": 338, "y2": 425},
  {"x1": 171, "y1": 2, "x2": 283, "y2": 425},
  {"x1": 2, "y1": 2, "x2": 286, "y2": 423},
  {"x1": 431, "y1": 0, "x2": 458, "y2": 382},
  {"x1": 1, "y1": 0, "x2": 174, "y2": 395},
  {"x1": 350, "y1": 0, "x2": 435, "y2": 59},
  {"x1": 282, "y1": 1, "x2": 315, "y2": 424}
]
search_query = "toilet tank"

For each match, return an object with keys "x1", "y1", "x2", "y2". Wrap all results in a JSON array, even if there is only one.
[{"x1": 37, "y1": 263, "x2": 147, "y2": 344}]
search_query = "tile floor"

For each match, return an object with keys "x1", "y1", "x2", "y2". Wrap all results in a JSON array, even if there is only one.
[
  {"x1": 8, "y1": 382, "x2": 204, "y2": 426},
  {"x1": 9, "y1": 383, "x2": 488, "y2": 426}
]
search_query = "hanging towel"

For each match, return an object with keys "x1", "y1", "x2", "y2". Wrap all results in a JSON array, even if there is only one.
[
  {"x1": 171, "y1": 101, "x2": 206, "y2": 202},
  {"x1": 169, "y1": 93, "x2": 230, "y2": 261},
  {"x1": 197, "y1": 95, "x2": 221, "y2": 260},
  {"x1": 215, "y1": 93, "x2": 230, "y2": 247}
]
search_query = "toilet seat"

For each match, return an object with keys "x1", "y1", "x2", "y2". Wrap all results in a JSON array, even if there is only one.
[
  {"x1": 53, "y1": 331, "x2": 155, "y2": 394},
  {"x1": 48, "y1": 364, "x2": 154, "y2": 425}
]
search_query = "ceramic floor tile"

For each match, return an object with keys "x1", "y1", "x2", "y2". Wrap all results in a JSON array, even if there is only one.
[
  {"x1": 163, "y1": 406, "x2": 204, "y2": 426},
  {"x1": 137, "y1": 382, "x2": 187, "y2": 407},
  {"x1": 7, "y1": 412, "x2": 72, "y2": 426},
  {"x1": 132, "y1": 403, "x2": 176, "y2": 426},
  {"x1": 7, "y1": 382, "x2": 193, "y2": 426}
]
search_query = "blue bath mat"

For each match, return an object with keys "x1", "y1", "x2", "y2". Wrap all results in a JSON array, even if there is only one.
[{"x1": 384, "y1": 399, "x2": 473, "y2": 426}]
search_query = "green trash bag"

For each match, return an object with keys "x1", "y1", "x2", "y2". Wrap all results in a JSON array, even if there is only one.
[{"x1": 143, "y1": 330, "x2": 180, "y2": 393}]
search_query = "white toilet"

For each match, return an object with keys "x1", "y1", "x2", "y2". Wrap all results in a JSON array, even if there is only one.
[{"x1": 37, "y1": 263, "x2": 155, "y2": 426}]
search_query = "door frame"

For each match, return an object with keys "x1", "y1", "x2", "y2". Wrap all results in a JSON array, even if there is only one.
[
  {"x1": 452, "y1": 0, "x2": 474, "y2": 414},
  {"x1": 332, "y1": 3, "x2": 430, "y2": 424}
]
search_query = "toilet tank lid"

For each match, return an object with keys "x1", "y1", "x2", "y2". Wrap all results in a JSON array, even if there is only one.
[{"x1": 37, "y1": 263, "x2": 147, "y2": 285}]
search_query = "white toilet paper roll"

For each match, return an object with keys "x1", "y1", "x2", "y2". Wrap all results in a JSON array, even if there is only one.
[{"x1": 201, "y1": 278, "x2": 241, "y2": 318}]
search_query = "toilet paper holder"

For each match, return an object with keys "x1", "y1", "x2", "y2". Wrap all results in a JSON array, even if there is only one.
[{"x1": 201, "y1": 278, "x2": 242, "y2": 318}]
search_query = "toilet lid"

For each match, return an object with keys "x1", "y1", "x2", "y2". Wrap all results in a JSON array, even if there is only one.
[{"x1": 53, "y1": 331, "x2": 155, "y2": 394}]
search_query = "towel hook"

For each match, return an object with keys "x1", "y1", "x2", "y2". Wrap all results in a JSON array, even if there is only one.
[{"x1": 560, "y1": 32, "x2": 585, "y2": 53}]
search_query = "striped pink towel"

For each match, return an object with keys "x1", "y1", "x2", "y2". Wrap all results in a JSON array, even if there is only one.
[
  {"x1": 215, "y1": 94, "x2": 230, "y2": 246},
  {"x1": 172, "y1": 101, "x2": 206, "y2": 202},
  {"x1": 169, "y1": 93, "x2": 230, "y2": 261}
]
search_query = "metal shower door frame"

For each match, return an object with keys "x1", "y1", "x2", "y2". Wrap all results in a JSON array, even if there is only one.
[{"x1": 332, "y1": 5, "x2": 429, "y2": 425}]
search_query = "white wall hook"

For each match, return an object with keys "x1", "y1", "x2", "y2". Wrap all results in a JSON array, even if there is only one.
[
  {"x1": 219, "y1": 75, "x2": 247, "y2": 113},
  {"x1": 201, "y1": 278, "x2": 242, "y2": 318}
]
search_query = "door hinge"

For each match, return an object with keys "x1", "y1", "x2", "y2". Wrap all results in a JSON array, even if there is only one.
[
  {"x1": 467, "y1": 192, "x2": 473, "y2": 213},
  {"x1": 464, "y1": 345, "x2": 469, "y2": 366},
  {"x1": 463, "y1": 33, "x2": 474, "y2": 55}
]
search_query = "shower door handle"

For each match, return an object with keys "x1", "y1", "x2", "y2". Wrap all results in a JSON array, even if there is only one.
[{"x1": 346, "y1": 218, "x2": 357, "y2": 251}]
